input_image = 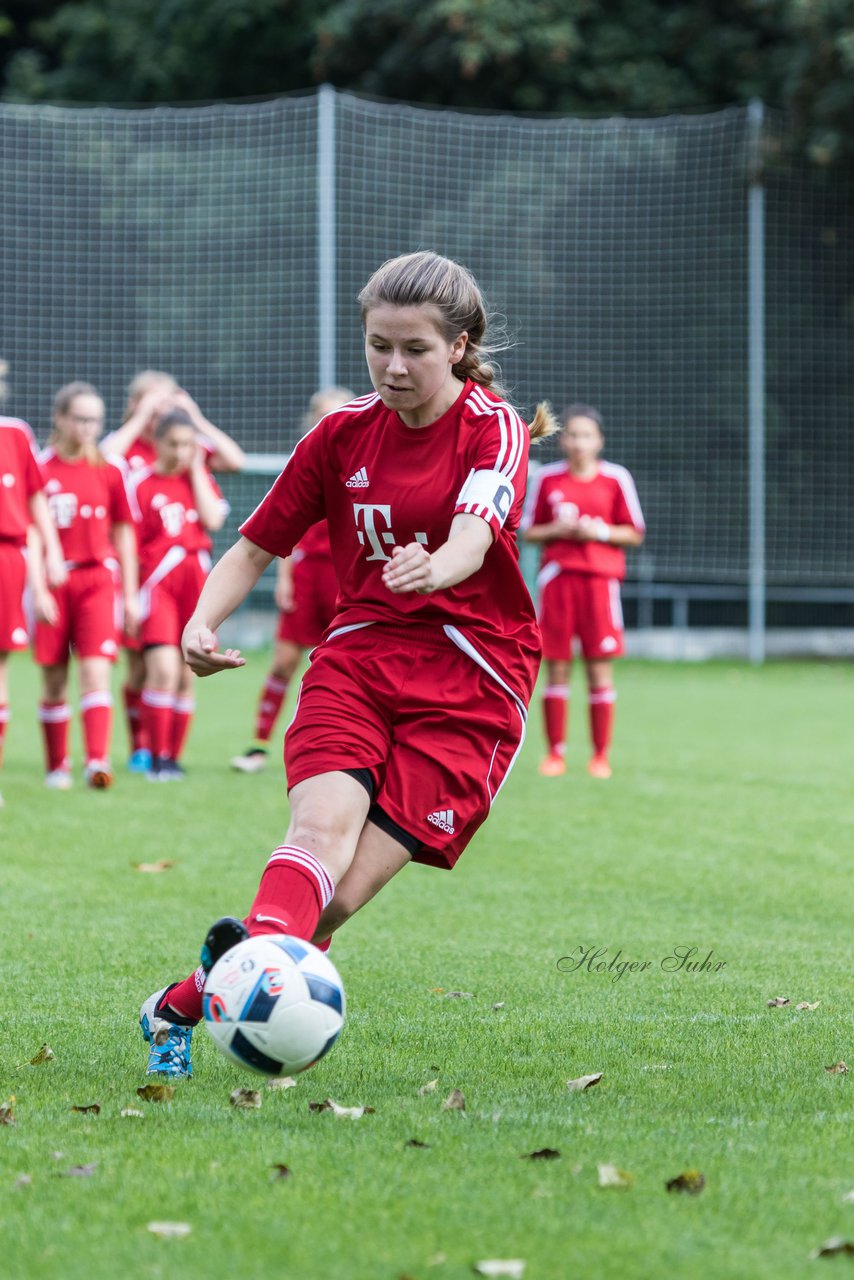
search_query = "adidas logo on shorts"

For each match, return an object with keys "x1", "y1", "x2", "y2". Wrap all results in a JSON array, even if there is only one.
[
  {"x1": 427, "y1": 808, "x2": 455, "y2": 835},
  {"x1": 346, "y1": 466, "x2": 369, "y2": 489}
]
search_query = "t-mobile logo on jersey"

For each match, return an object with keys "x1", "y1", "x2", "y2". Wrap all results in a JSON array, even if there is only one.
[{"x1": 353, "y1": 503, "x2": 428, "y2": 562}]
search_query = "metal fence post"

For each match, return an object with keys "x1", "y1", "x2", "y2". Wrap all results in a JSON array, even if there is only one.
[
  {"x1": 318, "y1": 84, "x2": 337, "y2": 389},
  {"x1": 747, "y1": 99, "x2": 766, "y2": 665}
]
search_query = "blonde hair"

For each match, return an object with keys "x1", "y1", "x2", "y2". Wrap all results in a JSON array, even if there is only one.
[
  {"x1": 123, "y1": 369, "x2": 178, "y2": 420},
  {"x1": 303, "y1": 386, "x2": 354, "y2": 431},
  {"x1": 359, "y1": 251, "x2": 557, "y2": 441},
  {"x1": 51, "y1": 380, "x2": 105, "y2": 465}
]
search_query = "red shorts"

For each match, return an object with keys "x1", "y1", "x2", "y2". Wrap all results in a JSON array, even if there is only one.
[
  {"x1": 538, "y1": 568, "x2": 625, "y2": 661},
  {"x1": 0, "y1": 542, "x2": 28, "y2": 651},
  {"x1": 276, "y1": 556, "x2": 338, "y2": 649},
  {"x1": 34, "y1": 563, "x2": 118, "y2": 666},
  {"x1": 285, "y1": 623, "x2": 527, "y2": 870},
  {"x1": 140, "y1": 552, "x2": 209, "y2": 649}
]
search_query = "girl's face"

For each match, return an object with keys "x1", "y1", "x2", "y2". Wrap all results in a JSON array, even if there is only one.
[
  {"x1": 364, "y1": 304, "x2": 467, "y2": 428},
  {"x1": 561, "y1": 415, "x2": 604, "y2": 469},
  {"x1": 55, "y1": 394, "x2": 104, "y2": 452},
  {"x1": 156, "y1": 424, "x2": 196, "y2": 474}
]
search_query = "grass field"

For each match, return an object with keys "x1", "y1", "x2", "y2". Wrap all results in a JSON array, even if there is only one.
[{"x1": 1, "y1": 652, "x2": 852, "y2": 1280}]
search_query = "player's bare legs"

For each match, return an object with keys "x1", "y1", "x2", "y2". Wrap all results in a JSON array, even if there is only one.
[
  {"x1": 540, "y1": 657, "x2": 570, "y2": 776},
  {"x1": 586, "y1": 657, "x2": 615, "y2": 778},
  {"x1": 312, "y1": 820, "x2": 412, "y2": 943},
  {"x1": 39, "y1": 662, "x2": 73, "y2": 788},
  {"x1": 232, "y1": 638, "x2": 303, "y2": 773}
]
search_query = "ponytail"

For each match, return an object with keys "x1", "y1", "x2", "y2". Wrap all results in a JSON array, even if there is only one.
[{"x1": 528, "y1": 401, "x2": 560, "y2": 441}]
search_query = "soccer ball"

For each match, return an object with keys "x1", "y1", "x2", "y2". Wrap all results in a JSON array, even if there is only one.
[{"x1": 202, "y1": 935, "x2": 345, "y2": 1076}]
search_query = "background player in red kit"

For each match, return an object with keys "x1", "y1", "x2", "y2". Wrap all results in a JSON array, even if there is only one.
[
  {"x1": 0, "y1": 400, "x2": 66, "y2": 809},
  {"x1": 35, "y1": 382, "x2": 138, "y2": 790},
  {"x1": 230, "y1": 387, "x2": 354, "y2": 774},
  {"x1": 522, "y1": 403, "x2": 645, "y2": 779},
  {"x1": 129, "y1": 408, "x2": 228, "y2": 780},
  {"x1": 138, "y1": 250, "x2": 557, "y2": 1076},
  {"x1": 103, "y1": 370, "x2": 245, "y2": 772}
]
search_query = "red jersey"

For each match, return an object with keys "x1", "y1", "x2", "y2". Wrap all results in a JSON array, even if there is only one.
[
  {"x1": 102, "y1": 431, "x2": 215, "y2": 477},
  {"x1": 129, "y1": 467, "x2": 225, "y2": 579},
  {"x1": 241, "y1": 382, "x2": 540, "y2": 705},
  {"x1": 0, "y1": 417, "x2": 43, "y2": 545},
  {"x1": 522, "y1": 460, "x2": 644, "y2": 580},
  {"x1": 39, "y1": 449, "x2": 133, "y2": 567},
  {"x1": 293, "y1": 520, "x2": 331, "y2": 562}
]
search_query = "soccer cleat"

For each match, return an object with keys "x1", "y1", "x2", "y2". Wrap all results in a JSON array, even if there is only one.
[
  {"x1": 128, "y1": 747, "x2": 152, "y2": 773},
  {"x1": 587, "y1": 754, "x2": 612, "y2": 779},
  {"x1": 230, "y1": 747, "x2": 268, "y2": 774},
  {"x1": 147, "y1": 755, "x2": 182, "y2": 781},
  {"x1": 140, "y1": 985, "x2": 194, "y2": 1078},
  {"x1": 85, "y1": 759, "x2": 113, "y2": 789},
  {"x1": 45, "y1": 768, "x2": 72, "y2": 790},
  {"x1": 538, "y1": 753, "x2": 566, "y2": 778},
  {"x1": 200, "y1": 916, "x2": 249, "y2": 974}
]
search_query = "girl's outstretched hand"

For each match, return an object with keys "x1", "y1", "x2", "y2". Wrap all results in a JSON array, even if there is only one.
[{"x1": 182, "y1": 623, "x2": 246, "y2": 677}]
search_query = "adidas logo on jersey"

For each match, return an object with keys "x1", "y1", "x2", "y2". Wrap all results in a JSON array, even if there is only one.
[
  {"x1": 346, "y1": 466, "x2": 369, "y2": 489},
  {"x1": 427, "y1": 808, "x2": 455, "y2": 835}
]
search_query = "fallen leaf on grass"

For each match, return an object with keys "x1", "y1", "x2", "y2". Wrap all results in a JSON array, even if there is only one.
[
  {"x1": 20, "y1": 1044, "x2": 54, "y2": 1067},
  {"x1": 522, "y1": 1148, "x2": 560, "y2": 1161},
  {"x1": 567, "y1": 1072, "x2": 603, "y2": 1092},
  {"x1": 0, "y1": 1100, "x2": 15, "y2": 1126},
  {"x1": 825, "y1": 1062, "x2": 848, "y2": 1075},
  {"x1": 797, "y1": 1001, "x2": 821, "y2": 1011},
  {"x1": 597, "y1": 1163, "x2": 633, "y2": 1189},
  {"x1": 444, "y1": 991, "x2": 474, "y2": 999},
  {"x1": 230, "y1": 1088, "x2": 262, "y2": 1109},
  {"x1": 266, "y1": 1076, "x2": 297, "y2": 1091},
  {"x1": 62, "y1": 1163, "x2": 97, "y2": 1178},
  {"x1": 270, "y1": 1164, "x2": 291, "y2": 1180},
  {"x1": 146, "y1": 1221, "x2": 192, "y2": 1239},
  {"x1": 810, "y1": 1237, "x2": 854, "y2": 1259},
  {"x1": 441, "y1": 1089, "x2": 466, "y2": 1112},
  {"x1": 492, "y1": 1002, "x2": 506, "y2": 1010},
  {"x1": 70, "y1": 1103, "x2": 100, "y2": 1115},
  {"x1": 137, "y1": 1084, "x2": 176, "y2": 1103},
  {"x1": 666, "y1": 1169, "x2": 706, "y2": 1194},
  {"x1": 121, "y1": 1108, "x2": 144, "y2": 1118},
  {"x1": 132, "y1": 860, "x2": 175, "y2": 874},
  {"x1": 405, "y1": 1139, "x2": 431, "y2": 1149},
  {"x1": 418, "y1": 1079, "x2": 438, "y2": 1096},
  {"x1": 766, "y1": 996, "x2": 790, "y2": 1007},
  {"x1": 473, "y1": 1260, "x2": 526, "y2": 1278},
  {"x1": 308, "y1": 1098, "x2": 375, "y2": 1118}
]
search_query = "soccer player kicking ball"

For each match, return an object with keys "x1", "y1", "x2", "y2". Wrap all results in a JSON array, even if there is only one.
[
  {"x1": 230, "y1": 388, "x2": 353, "y2": 774},
  {"x1": 35, "y1": 383, "x2": 138, "y2": 790},
  {"x1": 139, "y1": 249, "x2": 556, "y2": 1076},
  {"x1": 522, "y1": 403, "x2": 645, "y2": 779}
]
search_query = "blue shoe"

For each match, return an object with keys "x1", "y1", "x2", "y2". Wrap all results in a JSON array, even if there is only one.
[
  {"x1": 140, "y1": 986, "x2": 194, "y2": 1078},
  {"x1": 128, "y1": 748, "x2": 152, "y2": 773}
]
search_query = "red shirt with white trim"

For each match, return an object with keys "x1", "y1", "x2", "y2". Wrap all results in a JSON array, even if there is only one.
[
  {"x1": 39, "y1": 449, "x2": 133, "y2": 566},
  {"x1": 130, "y1": 468, "x2": 224, "y2": 579},
  {"x1": 240, "y1": 381, "x2": 540, "y2": 704},
  {"x1": 522, "y1": 460, "x2": 645, "y2": 580},
  {"x1": 0, "y1": 417, "x2": 44, "y2": 545}
]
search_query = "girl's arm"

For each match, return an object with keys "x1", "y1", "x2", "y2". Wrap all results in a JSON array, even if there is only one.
[
  {"x1": 182, "y1": 537, "x2": 274, "y2": 676},
  {"x1": 25, "y1": 523, "x2": 59, "y2": 625},
  {"x1": 382, "y1": 513, "x2": 493, "y2": 595},
  {"x1": 573, "y1": 517, "x2": 645, "y2": 548},
  {"x1": 190, "y1": 450, "x2": 228, "y2": 532},
  {"x1": 174, "y1": 390, "x2": 246, "y2": 473},
  {"x1": 102, "y1": 387, "x2": 170, "y2": 458},
  {"x1": 29, "y1": 491, "x2": 67, "y2": 589},
  {"x1": 522, "y1": 517, "x2": 577, "y2": 544},
  {"x1": 112, "y1": 522, "x2": 139, "y2": 636}
]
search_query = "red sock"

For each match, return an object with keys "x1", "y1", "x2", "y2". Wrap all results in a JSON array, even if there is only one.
[
  {"x1": 142, "y1": 689, "x2": 174, "y2": 759},
  {"x1": 247, "y1": 845, "x2": 335, "y2": 941},
  {"x1": 38, "y1": 701, "x2": 71, "y2": 772},
  {"x1": 81, "y1": 691, "x2": 112, "y2": 762},
  {"x1": 0, "y1": 704, "x2": 8, "y2": 768},
  {"x1": 254, "y1": 674, "x2": 288, "y2": 743},
  {"x1": 589, "y1": 685, "x2": 616, "y2": 757},
  {"x1": 542, "y1": 685, "x2": 569, "y2": 756},
  {"x1": 160, "y1": 966, "x2": 206, "y2": 1024},
  {"x1": 313, "y1": 936, "x2": 332, "y2": 952},
  {"x1": 123, "y1": 685, "x2": 147, "y2": 753},
  {"x1": 170, "y1": 695, "x2": 194, "y2": 761}
]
